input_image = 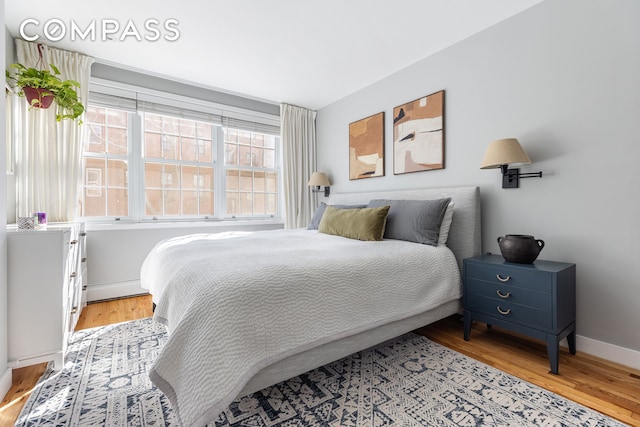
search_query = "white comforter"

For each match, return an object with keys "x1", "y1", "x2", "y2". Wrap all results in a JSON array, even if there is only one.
[{"x1": 140, "y1": 228, "x2": 461, "y2": 426}]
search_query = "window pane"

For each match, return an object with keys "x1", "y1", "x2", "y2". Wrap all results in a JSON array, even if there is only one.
[
  {"x1": 225, "y1": 143, "x2": 238, "y2": 165},
  {"x1": 197, "y1": 122, "x2": 212, "y2": 137},
  {"x1": 145, "y1": 163, "x2": 163, "y2": 189},
  {"x1": 238, "y1": 130, "x2": 251, "y2": 145},
  {"x1": 181, "y1": 137, "x2": 197, "y2": 162},
  {"x1": 254, "y1": 192, "x2": 266, "y2": 215},
  {"x1": 145, "y1": 113, "x2": 163, "y2": 132},
  {"x1": 86, "y1": 106, "x2": 105, "y2": 125},
  {"x1": 239, "y1": 145, "x2": 251, "y2": 166},
  {"x1": 252, "y1": 147, "x2": 264, "y2": 167},
  {"x1": 200, "y1": 166, "x2": 213, "y2": 190},
  {"x1": 107, "y1": 188, "x2": 128, "y2": 216},
  {"x1": 163, "y1": 116, "x2": 180, "y2": 135},
  {"x1": 264, "y1": 149, "x2": 275, "y2": 168},
  {"x1": 107, "y1": 159, "x2": 128, "y2": 187},
  {"x1": 240, "y1": 170, "x2": 252, "y2": 191},
  {"x1": 252, "y1": 133, "x2": 264, "y2": 147},
  {"x1": 163, "y1": 135, "x2": 180, "y2": 160},
  {"x1": 163, "y1": 164, "x2": 180, "y2": 189},
  {"x1": 266, "y1": 193, "x2": 277, "y2": 215},
  {"x1": 266, "y1": 172, "x2": 277, "y2": 192},
  {"x1": 164, "y1": 190, "x2": 180, "y2": 215},
  {"x1": 240, "y1": 193, "x2": 253, "y2": 215},
  {"x1": 182, "y1": 190, "x2": 198, "y2": 215},
  {"x1": 83, "y1": 189, "x2": 105, "y2": 216},
  {"x1": 145, "y1": 132, "x2": 162, "y2": 158},
  {"x1": 107, "y1": 127, "x2": 127, "y2": 155},
  {"x1": 197, "y1": 139, "x2": 212, "y2": 163},
  {"x1": 264, "y1": 135, "x2": 276, "y2": 149},
  {"x1": 226, "y1": 169, "x2": 239, "y2": 191},
  {"x1": 226, "y1": 192, "x2": 239, "y2": 215},
  {"x1": 182, "y1": 165, "x2": 198, "y2": 190},
  {"x1": 108, "y1": 109, "x2": 127, "y2": 127},
  {"x1": 180, "y1": 119, "x2": 196, "y2": 137},
  {"x1": 254, "y1": 171, "x2": 265, "y2": 192},
  {"x1": 86, "y1": 123, "x2": 105, "y2": 153},
  {"x1": 199, "y1": 191, "x2": 214, "y2": 215},
  {"x1": 145, "y1": 189, "x2": 162, "y2": 216}
]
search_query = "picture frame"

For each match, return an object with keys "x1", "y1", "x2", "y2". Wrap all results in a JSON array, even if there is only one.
[
  {"x1": 393, "y1": 90, "x2": 445, "y2": 175},
  {"x1": 349, "y1": 112, "x2": 385, "y2": 180}
]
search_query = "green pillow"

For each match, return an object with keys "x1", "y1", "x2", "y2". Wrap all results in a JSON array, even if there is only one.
[{"x1": 318, "y1": 205, "x2": 390, "y2": 241}]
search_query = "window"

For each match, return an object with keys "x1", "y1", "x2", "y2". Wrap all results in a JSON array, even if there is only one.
[
  {"x1": 143, "y1": 113, "x2": 215, "y2": 217},
  {"x1": 224, "y1": 128, "x2": 278, "y2": 217},
  {"x1": 81, "y1": 86, "x2": 281, "y2": 222},
  {"x1": 82, "y1": 106, "x2": 131, "y2": 217}
]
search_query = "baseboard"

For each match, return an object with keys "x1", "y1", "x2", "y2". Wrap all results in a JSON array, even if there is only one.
[
  {"x1": 86, "y1": 281, "x2": 147, "y2": 302},
  {"x1": 0, "y1": 366, "x2": 12, "y2": 401},
  {"x1": 576, "y1": 334, "x2": 640, "y2": 371}
]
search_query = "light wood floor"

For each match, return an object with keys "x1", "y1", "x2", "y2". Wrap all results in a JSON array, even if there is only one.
[{"x1": 1, "y1": 295, "x2": 638, "y2": 426}]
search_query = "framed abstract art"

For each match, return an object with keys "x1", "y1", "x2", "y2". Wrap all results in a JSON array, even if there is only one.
[
  {"x1": 349, "y1": 112, "x2": 385, "y2": 180},
  {"x1": 393, "y1": 90, "x2": 445, "y2": 174}
]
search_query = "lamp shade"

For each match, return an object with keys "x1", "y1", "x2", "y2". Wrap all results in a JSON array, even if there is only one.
[
  {"x1": 308, "y1": 172, "x2": 330, "y2": 187},
  {"x1": 480, "y1": 138, "x2": 531, "y2": 169}
]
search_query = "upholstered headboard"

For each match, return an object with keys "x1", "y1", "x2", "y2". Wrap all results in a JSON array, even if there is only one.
[{"x1": 327, "y1": 186, "x2": 482, "y2": 270}]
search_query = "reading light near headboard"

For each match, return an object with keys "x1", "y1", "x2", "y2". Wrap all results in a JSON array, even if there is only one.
[
  {"x1": 481, "y1": 138, "x2": 542, "y2": 189},
  {"x1": 308, "y1": 172, "x2": 331, "y2": 197}
]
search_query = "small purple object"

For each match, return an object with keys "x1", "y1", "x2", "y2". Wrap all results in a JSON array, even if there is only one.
[{"x1": 36, "y1": 212, "x2": 47, "y2": 225}]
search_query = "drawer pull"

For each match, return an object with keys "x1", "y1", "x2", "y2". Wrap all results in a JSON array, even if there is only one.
[
  {"x1": 70, "y1": 240, "x2": 78, "y2": 245},
  {"x1": 496, "y1": 274, "x2": 511, "y2": 282},
  {"x1": 70, "y1": 306, "x2": 78, "y2": 314},
  {"x1": 496, "y1": 290, "x2": 512, "y2": 299},
  {"x1": 70, "y1": 272, "x2": 77, "y2": 278},
  {"x1": 497, "y1": 306, "x2": 511, "y2": 315}
]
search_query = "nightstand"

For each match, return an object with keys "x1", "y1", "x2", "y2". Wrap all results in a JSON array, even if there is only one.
[{"x1": 463, "y1": 254, "x2": 576, "y2": 374}]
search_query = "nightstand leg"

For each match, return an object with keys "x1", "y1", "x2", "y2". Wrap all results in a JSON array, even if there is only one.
[
  {"x1": 546, "y1": 336, "x2": 560, "y2": 374},
  {"x1": 567, "y1": 329, "x2": 576, "y2": 355},
  {"x1": 463, "y1": 310, "x2": 471, "y2": 341}
]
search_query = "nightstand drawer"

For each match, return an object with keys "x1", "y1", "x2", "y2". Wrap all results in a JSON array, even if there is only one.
[
  {"x1": 465, "y1": 293, "x2": 552, "y2": 330},
  {"x1": 465, "y1": 278, "x2": 552, "y2": 311},
  {"x1": 465, "y1": 262, "x2": 552, "y2": 293}
]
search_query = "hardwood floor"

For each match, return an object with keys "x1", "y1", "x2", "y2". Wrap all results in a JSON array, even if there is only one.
[{"x1": 1, "y1": 295, "x2": 638, "y2": 426}]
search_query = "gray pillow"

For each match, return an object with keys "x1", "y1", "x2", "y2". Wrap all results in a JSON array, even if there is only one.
[
  {"x1": 367, "y1": 198, "x2": 452, "y2": 246},
  {"x1": 307, "y1": 202, "x2": 368, "y2": 230}
]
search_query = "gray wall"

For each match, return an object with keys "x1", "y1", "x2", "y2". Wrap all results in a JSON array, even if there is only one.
[{"x1": 316, "y1": 0, "x2": 640, "y2": 352}]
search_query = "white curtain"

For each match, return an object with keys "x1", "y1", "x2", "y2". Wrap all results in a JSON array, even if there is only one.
[
  {"x1": 14, "y1": 39, "x2": 94, "y2": 222},
  {"x1": 280, "y1": 103, "x2": 317, "y2": 228}
]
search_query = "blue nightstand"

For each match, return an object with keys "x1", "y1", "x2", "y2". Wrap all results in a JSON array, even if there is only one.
[{"x1": 463, "y1": 254, "x2": 576, "y2": 374}]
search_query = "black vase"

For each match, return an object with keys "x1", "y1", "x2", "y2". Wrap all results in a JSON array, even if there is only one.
[{"x1": 497, "y1": 234, "x2": 545, "y2": 264}]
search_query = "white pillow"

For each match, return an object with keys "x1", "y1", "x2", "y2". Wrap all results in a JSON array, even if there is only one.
[{"x1": 437, "y1": 201, "x2": 454, "y2": 246}]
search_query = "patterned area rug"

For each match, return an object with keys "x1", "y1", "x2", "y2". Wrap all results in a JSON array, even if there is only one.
[{"x1": 16, "y1": 317, "x2": 627, "y2": 427}]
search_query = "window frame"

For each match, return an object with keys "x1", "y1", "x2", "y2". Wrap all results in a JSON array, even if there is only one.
[{"x1": 80, "y1": 79, "x2": 282, "y2": 223}]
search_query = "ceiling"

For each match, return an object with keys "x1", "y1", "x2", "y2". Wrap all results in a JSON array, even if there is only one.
[{"x1": 5, "y1": 0, "x2": 543, "y2": 110}]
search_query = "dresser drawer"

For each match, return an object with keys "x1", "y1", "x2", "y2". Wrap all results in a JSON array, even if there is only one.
[
  {"x1": 465, "y1": 293, "x2": 552, "y2": 330},
  {"x1": 465, "y1": 262, "x2": 552, "y2": 293},
  {"x1": 465, "y1": 278, "x2": 552, "y2": 311}
]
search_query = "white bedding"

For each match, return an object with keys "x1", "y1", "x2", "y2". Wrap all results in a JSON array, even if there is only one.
[{"x1": 140, "y1": 228, "x2": 461, "y2": 426}]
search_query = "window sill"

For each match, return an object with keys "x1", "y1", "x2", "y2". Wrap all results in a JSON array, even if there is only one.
[{"x1": 84, "y1": 218, "x2": 284, "y2": 232}]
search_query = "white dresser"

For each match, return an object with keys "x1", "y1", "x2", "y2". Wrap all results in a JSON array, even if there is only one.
[{"x1": 7, "y1": 223, "x2": 86, "y2": 369}]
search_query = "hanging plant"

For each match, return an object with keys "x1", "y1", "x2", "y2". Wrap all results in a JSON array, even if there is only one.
[{"x1": 5, "y1": 63, "x2": 85, "y2": 123}]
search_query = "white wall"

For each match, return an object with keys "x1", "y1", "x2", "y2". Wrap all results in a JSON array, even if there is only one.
[
  {"x1": 317, "y1": 0, "x2": 640, "y2": 356},
  {"x1": 1, "y1": 24, "x2": 12, "y2": 399},
  {"x1": 86, "y1": 221, "x2": 283, "y2": 300}
]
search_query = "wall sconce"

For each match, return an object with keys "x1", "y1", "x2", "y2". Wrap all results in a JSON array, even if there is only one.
[
  {"x1": 308, "y1": 172, "x2": 331, "y2": 197},
  {"x1": 481, "y1": 138, "x2": 542, "y2": 188}
]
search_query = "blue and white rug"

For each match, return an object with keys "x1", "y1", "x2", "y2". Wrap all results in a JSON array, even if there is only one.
[{"x1": 16, "y1": 317, "x2": 627, "y2": 426}]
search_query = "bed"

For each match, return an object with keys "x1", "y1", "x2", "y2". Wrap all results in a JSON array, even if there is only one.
[{"x1": 140, "y1": 186, "x2": 481, "y2": 426}]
